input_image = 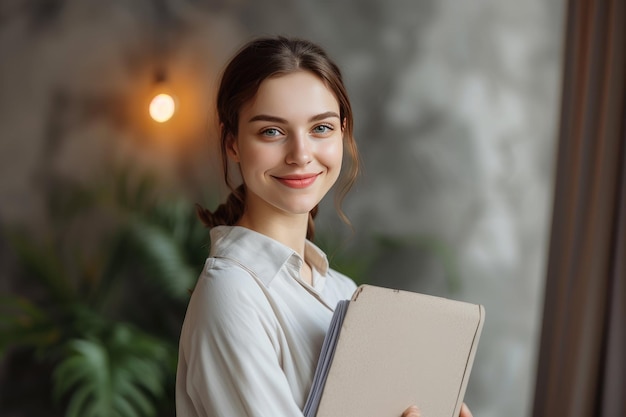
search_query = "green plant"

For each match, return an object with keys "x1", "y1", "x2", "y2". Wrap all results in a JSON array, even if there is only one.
[
  {"x1": 372, "y1": 234, "x2": 461, "y2": 292},
  {"x1": 53, "y1": 322, "x2": 170, "y2": 417},
  {"x1": 315, "y1": 231, "x2": 460, "y2": 292},
  {"x1": 0, "y1": 167, "x2": 209, "y2": 417}
]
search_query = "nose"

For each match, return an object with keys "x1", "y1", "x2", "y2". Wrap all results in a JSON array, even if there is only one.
[{"x1": 285, "y1": 132, "x2": 312, "y2": 166}]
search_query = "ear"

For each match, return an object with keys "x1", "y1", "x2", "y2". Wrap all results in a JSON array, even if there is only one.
[
  {"x1": 225, "y1": 133, "x2": 240, "y2": 163},
  {"x1": 341, "y1": 117, "x2": 347, "y2": 133}
]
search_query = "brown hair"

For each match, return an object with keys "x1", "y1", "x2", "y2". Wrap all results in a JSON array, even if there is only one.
[{"x1": 197, "y1": 36, "x2": 360, "y2": 240}]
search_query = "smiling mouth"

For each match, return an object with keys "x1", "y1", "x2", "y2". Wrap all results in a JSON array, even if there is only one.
[{"x1": 273, "y1": 173, "x2": 321, "y2": 189}]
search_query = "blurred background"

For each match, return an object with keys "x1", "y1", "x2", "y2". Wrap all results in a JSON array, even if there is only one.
[{"x1": 0, "y1": 1, "x2": 568, "y2": 417}]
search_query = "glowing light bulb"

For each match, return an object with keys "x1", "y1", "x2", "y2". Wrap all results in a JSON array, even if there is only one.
[{"x1": 149, "y1": 93, "x2": 176, "y2": 123}]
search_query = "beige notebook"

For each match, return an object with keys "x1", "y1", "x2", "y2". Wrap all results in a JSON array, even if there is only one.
[{"x1": 304, "y1": 284, "x2": 485, "y2": 417}]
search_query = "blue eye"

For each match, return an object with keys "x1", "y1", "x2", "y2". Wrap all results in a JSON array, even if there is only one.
[
  {"x1": 312, "y1": 124, "x2": 333, "y2": 134},
  {"x1": 261, "y1": 128, "x2": 281, "y2": 137}
]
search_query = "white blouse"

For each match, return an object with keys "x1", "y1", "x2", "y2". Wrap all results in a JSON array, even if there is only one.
[{"x1": 176, "y1": 225, "x2": 357, "y2": 417}]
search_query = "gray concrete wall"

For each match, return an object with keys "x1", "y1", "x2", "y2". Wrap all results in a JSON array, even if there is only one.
[{"x1": 0, "y1": 1, "x2": 565, "y2": 416}]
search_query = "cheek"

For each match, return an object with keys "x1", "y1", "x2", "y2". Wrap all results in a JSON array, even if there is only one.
[
  {"x1": 239, "y1": 143, "x2": 278, "y2": 170},
  {"x1": 317, "y1": 139, "x2": 344, "y2": 169}
]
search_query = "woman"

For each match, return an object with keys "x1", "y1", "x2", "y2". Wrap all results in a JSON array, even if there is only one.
[{"x1": 176, "y1": 36, "x2": 472, "y2": 417}]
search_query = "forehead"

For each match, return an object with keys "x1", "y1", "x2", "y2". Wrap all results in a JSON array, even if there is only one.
[{"x1": 241, "y1": 71, "x2": 340, "y2": 120}]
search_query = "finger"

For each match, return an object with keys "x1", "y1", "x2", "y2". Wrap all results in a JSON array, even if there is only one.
[
  {"x1": 460, "y1": 403, "x2": 473, "y2": 417},
  {"x1": 402, "y1": 405, "x2": 421, "y2": 417}
]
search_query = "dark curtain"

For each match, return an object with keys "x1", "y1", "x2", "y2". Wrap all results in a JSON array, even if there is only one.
[{"x1": 532, "y1": 0, "x2": 625, "y2": 416}]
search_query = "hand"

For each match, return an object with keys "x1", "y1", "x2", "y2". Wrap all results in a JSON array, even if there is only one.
[
  {"x1": 401, "y1": 403, "x2": 472, "y2": 417},
  {"x1": 401, "y1": 405, "x2": 421, "y2": 417},
  {"x1": 460, "y1": 403, "x2": 473, "y2": 417}
]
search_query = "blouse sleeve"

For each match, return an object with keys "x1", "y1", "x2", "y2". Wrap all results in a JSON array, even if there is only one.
[{"x1": 176, "y1": 262, "x2": 305, "y2": 417}]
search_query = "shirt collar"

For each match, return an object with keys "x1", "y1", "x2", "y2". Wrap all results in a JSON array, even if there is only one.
[{"x1": 208, "y1": 225, "x2": 330, "y2": 287}]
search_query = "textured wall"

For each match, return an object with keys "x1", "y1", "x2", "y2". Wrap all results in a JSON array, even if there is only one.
[{"x1": 0, "y1": 1, "x2": 565, "y2": 416}]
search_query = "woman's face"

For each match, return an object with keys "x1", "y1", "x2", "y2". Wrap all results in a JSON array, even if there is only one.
[{"x1": 228, "y1": 70, "x2": 344, "y2": 220}]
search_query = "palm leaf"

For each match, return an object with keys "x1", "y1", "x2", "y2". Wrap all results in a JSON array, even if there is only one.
[
  {"x1": 0, "y1": 296, "x2": 60, "y2": 353},
  {"x1": 6, "y1": 230, "x2": 75, "y2": 304},
  {"x1": 4, "y1": 166, "x2": 206, "y2": 416},
  {"x1": 53, "y1": 323, "x2": 170, "y2": 417},
  {"x1": 126, "y1": 218, "x2": 198, "y2": 300}
]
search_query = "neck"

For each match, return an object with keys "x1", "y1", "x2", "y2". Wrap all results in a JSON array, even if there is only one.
[{"x1": 237, "y1": 211, "x2": 310, "y2": 257}]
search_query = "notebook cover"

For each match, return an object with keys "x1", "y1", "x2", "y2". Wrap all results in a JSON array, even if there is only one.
[{"x1": 314, "y1": 284, "x2": 485, "y2": 417}]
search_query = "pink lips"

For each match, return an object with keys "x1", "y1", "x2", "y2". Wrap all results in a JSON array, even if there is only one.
[{"x1": 274, "y1": 173, "x2": 320, "y2": 189}]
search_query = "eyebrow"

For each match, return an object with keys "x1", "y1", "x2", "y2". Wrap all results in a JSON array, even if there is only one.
[{"x1": 248, "y1": 111, "x2": 341, "y2": 124}]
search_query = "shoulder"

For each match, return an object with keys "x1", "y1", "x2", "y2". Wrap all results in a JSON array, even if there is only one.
[
  {"x1": 324, "y1": 266, "x2": 358, "y2": 299},
  {"x1": 178, "y1": 258, "x2": 284, "y2": 375},
  {"x1": 328, "y1": 267, "x2": 357, "y2": 287},
  {"x1": 183, "y1": 258, "x2": 275, "y2": 329},
  {"x1": 191, "y1": 257, "x2": 268, "y2": 308}
]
